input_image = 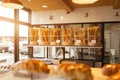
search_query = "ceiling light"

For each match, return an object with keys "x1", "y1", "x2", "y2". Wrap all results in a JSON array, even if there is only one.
[
  {"x1": 28, "y1": 0, "x2": 31, "y2": 2},
  {"x1": 1, "y1": 0, "x2": 23, "y2": 9},
  {"x1": 72, "y1": 0, "x2": 98, "y2": 4},
  {"x1": 42, "y1": 5, "x2": 48, "y2": 8}
]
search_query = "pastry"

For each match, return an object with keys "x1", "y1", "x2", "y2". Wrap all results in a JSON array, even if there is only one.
[
  {"x1": 74, "y1": 27, "x2": 86, "y2": 46},
  {"x1": 62, "y1": 28, "x2": 72, "y2": 45},
  {"x1": 57, "y1": 63, "x2": 93, "y2": 80},
  {"x1": 39, "y1": 28, "x2": 50, "y2": 45},
  {"x1": 50, "y1": 27, "x2": 60, "y2": 45},
  {"x1": 12, "y1": 59, "x2": 50, "y2": 77},
  {"x1": 29, "y1": 28, "x2": 39, "y2": 45},
  {"x1": 102, "y1": 64, "x2": 120, "y2": 80}
]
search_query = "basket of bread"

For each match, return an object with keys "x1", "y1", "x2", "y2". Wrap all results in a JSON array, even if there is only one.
[
  {"x1": 29, "y1": 28, "x2": 39, "y2": 45},
  {"x1": 74, "y1": 27, "x2": 86, "y2": 46},
  {"x1": 87, "y1": 26, "x2": 100, "y2": 46},
  {"x1": 62, "y1": 28, "x2": 72, "y2": 45},
  {"x1": 50, "y1": 27, "x2": 60, "y2": 45},
  {"x1": 39, "y1": 28, "x2": 50, "y2": 45}
]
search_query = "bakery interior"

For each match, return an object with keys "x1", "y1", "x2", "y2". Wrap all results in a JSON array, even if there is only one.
[{"x1": 0, "y1": 0, "x2": 120, "y2": 80}]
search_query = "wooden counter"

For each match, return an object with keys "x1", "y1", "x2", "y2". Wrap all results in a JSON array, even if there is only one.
[{"x1": 91, "y1": 68, "x2": 107, "y2": 80}]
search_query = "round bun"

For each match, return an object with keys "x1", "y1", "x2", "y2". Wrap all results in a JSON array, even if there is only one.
[
  {"x1": 102, "y1": 64, "x2": 120, "y2": 80},
  {"x1": 12, "y1": 59, "x2": 49, "y2": 77},
  {"x1": 58, "y1": 63, "x2": 93, "y2": 80},
  {"x1": 102, "y1": 64, "x2": 119, "y2": 76}
]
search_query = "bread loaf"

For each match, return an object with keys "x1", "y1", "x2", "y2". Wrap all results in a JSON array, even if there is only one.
[
  {"x1": 87, "y1": 26, "x2": 100, "y2": 46},
  {"x1": 12, "y1": 59, "x2": 50, "y2": 77},
  {"x1": 74, "y1": 27, "x2": 86, "y2": 46},
  {"x1": 62, "y1": 28, "x2": 72, "y2": 45},
  {"x1": 29, "y1": 28, "x2": 39, "y2": 45},
  {"x1": 50, "y1": 27, "x2": 60, "y2": 45},
  {"x1": 102, "y1": 64, "x2": 120, "y2": 80},
  {"x1": 39, "y1": 28, "x2": 50, "y2": 45},
  {"x1": 57, "y1": 63, "x2": 93, "y2": 80}
]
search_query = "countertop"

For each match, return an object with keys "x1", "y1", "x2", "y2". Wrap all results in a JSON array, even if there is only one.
[{"x1": 0, "y1": 67, "x2": 108, "y2": 80}]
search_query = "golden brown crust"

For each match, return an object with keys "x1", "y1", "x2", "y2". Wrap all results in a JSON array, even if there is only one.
[
  {"x1": 102, "y1": 64, "x2": 120, "y2": 80},
  {"x1": 13, "y1": 59, "x2": 49, "y2": 75},
  {"x1": 39, "y1": 28, "x2": 50, "y2": 45},
  {"x1": 62, "y1": 28, "x2": 72, "y2": 45},
  {"x1": 58, "y1": 63, "x2": 93, "y2": 80},
  {"x1": 102, "y1": 64, "x2": 120, "y2": 76},
  {"x1": 108, "y1": 72, "x2": 120, "y2": 80},
  {"x1": 29, "y1": 28, "x2": 39, "y2": 45}
]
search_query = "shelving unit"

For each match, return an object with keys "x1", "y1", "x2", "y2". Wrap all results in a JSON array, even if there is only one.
[
  {"x1": 26, "y1": 45, "x2": 102, "y2": 66},
  {"x1": 25, "y1": 23, "x2": 104, "y2": 67}
]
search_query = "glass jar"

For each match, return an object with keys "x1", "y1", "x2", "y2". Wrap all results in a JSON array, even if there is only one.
[{"x1": 110, "y1": 49, "x2": 120, "y2": 63}]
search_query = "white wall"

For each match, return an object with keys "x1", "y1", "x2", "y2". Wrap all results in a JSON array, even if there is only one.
[{"x1": 32, "y1": 6, "x2": 120, "y2": 24}]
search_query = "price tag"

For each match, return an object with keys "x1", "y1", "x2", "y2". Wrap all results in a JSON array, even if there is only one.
[
  {"x1": 76, "y1": 40, "x2": 81, "y2": 44},
  {"x1": 56, "y1": 40, "x2": 60, "y2": 43},
  {"x1": 91, "y1": 40, "x2": 96, "y2": 44}
]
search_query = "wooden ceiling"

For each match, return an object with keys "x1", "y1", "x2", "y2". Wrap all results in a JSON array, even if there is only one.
[{"x1": 18, "y1": 0, "x2": 120, "y2": 12}]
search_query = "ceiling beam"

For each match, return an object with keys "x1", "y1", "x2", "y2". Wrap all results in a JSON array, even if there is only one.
[
  {"x1": 113, "y1": 0, "x2": 120, "y2": 9},
  {"x1": 57, "y1": 0, "x2": 73, "y2": 13}
]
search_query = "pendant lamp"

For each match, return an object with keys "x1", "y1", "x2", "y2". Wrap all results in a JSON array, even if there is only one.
[
  {"x1": 72, "y1": 0, "x2": 98, "y2": 4},
  {"x1": 1, "y1": 0, "x2": 23, "y2": 9}
]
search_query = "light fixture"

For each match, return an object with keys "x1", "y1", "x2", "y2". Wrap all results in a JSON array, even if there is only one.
[
  {"x1": 28, "y1": 0, "x2": 31, "y2": 2},
  {"x1": 72, "y1": 0, "x2": 98, "y2": 4},
  {"x1": 1, "y1": 0, "x2": 23, "y2": 9},
  {"x1": 42, "y1": 5, "x2": 48, "y2": 8}
]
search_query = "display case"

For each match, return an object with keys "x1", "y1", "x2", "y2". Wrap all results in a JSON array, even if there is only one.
[
  {"x1": 39, "y1": 27, "x2": 50, "y2": 45},
  {"x1": 27, "y1": 23, "x2": 104, "y2": 67},
  {"x1": 61, "y1": 26, "x2": 73, "y2": 45},
  {"x1": 49, "y1": 25, "x2": 60, "y2": 45},
  {"x1": 29, "y1": 28, "x2": 39, "y2": 45},
  {"x1": 74, "y1": 26, "x2": 86, "y2": 46},
  {"x1": 104, "y1": 23, "x2": 120, "y2": 64},
  {"x1": 29, "y1": 24, "x2": 102, "y2": 46}
]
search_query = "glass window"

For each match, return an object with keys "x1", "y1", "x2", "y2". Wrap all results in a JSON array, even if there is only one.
[
  {"x1": 19, "y1": 24, "x2": 28, "y2": 60},
  {"x1": 0, "y1": 21, "x2": 14, "y2": 64},
  {"x1": 19, "y1": 25, "x2": 28, "y2": 37},
  {"x1": 104, "y1": 23, "x2": 120, "y2": 64},
  {"x1": 0, "y1": 21, "x2": 14, "y2": 37},
  {"x1": 105, "y1": 23, "x2": 120, "y2": 51},
  {"x1": 19, "y1": 10, "x2": 28, "y2": 23},
  {"x1": 0, "y1": 5, "x2": 14, "y2": 19}
]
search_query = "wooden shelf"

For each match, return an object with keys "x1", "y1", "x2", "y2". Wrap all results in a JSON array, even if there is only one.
[{"x1": 24, "y1": 44, "x2": 102, "y2": 48}]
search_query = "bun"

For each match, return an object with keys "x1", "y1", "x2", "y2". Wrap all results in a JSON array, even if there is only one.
[
  {"x1": 109, "y1": 72, "x2": 120, "y2": 80},
  {"x1": 102, "y1": 64, "x2": 119, "y2": 76},
  {"x1": 57, "y1": 63, "x2": 93, "y2": 80},
  {"x1": 12, "y1": 59, "x2": 49, "y2": 77},
  {"x1": 102, "y1": 64, "x2": 120, "y2": 80}
]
